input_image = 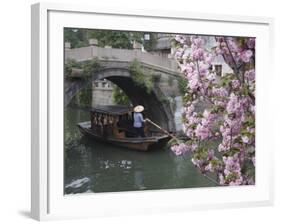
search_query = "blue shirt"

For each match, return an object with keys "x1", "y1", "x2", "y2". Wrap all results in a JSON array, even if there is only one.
[{"x1": 133, "y1": 112, "x2": 144, "y2": 128}]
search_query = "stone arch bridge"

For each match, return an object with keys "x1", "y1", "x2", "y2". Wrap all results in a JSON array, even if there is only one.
[{"x1": 65, "y1": 46, "x2": 183, "y2": 132}]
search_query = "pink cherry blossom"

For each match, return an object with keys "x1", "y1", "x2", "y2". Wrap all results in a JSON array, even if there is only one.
[
  {"x1": 226, "y1": 37, "x2": 240, "y2": 53},
  {"x1": 244, "y1": 69, "x2": 255, "y2": 82},
  {"x1": 191, "y1": 36, "x2": 204, "y2": 48},
  {"x1": 172, "y1": 35, "x2": 255, "y2": 186},
  {"x1": 192, "y1": 48, "x2": 204, "y2": 60},
  {"x1": 171, "y1": 143, "x2": 190, "y2": 156},
  {"x1": 242, "y1": 136, "x2": 249, "y2": 143},
  {"x1": 247, "y1": 38, "x2": 255, "y2": 49},
  {"x1": 175, "y1": 35, "x2": 186, "y2": 44},
  {"x1": 226, "y1": 94, "x2": 241, "y2": 114},
  {"x1": 195, "y1": 123, "x2": 210, "y2": 140},
  {"x1": 212, "y1": 87, "x2": 228, "y2": 98},
  {"x1": 231, "y1": 79, "x2": 240, "y2": 89},
  {"x1": 240, "y1": 50, "x2": 253, "y2": 63}
]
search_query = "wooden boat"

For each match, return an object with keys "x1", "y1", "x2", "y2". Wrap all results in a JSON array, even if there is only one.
[{"x1": 77, "y1": 105, "x2": 171, "y2": 151}]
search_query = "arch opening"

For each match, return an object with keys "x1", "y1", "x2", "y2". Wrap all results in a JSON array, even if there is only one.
[{"x1": 105, "y1": 76, "x2": 172, "y2": 131}]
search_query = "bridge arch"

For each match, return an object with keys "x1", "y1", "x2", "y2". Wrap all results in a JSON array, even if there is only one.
[{"x1": 66, "y1": 67, "x2": 176, "y2": 131}]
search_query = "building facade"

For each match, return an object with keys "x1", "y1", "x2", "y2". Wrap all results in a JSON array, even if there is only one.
[{"x1": 92, "y1": 79, "x2": 115, "y2": 106}]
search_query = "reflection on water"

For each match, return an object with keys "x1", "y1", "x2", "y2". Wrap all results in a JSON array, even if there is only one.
[{"x1": 64, "y1": 106, "x2": 216, "y2": 194}]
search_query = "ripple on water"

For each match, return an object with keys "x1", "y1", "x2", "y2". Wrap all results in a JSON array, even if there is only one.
[{"x1": 65, "y1": 177, "x2": 90, "y2": 189}]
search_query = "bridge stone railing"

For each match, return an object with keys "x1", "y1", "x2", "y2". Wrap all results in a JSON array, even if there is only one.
[{"x1": 65, "y1": 46, "x2": 178, "y2": 71}]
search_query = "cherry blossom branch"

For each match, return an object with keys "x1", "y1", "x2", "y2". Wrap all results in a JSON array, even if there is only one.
[
  {"x1": 195, "y1": 60, "x2": 215, "y2": 105},
  {"x1": 223, "y1": 37, "x2": 241, "y2": 82}
]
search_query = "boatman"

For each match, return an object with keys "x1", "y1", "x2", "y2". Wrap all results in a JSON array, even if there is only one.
[{"x1": 133, "y1": 105, "x2": 146, "y2": 137}]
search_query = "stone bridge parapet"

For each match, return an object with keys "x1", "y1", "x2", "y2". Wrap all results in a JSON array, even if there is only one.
[{"x1": 65, "y1": 45, "x2": 178, "y2": 71}]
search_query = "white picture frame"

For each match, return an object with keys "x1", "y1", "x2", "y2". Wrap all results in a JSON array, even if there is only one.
[{"x1": 31, "y1": 2, "x2": 274, "y2": 221}]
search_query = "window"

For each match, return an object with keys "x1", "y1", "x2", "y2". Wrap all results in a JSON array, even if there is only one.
[{"x1": 214, "y1": 64, "x2": 222, "y2": 76}]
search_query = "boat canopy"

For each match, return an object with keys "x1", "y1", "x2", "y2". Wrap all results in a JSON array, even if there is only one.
[{"x1": 90, "y1": 105, "x2": 133, "y2": 116}]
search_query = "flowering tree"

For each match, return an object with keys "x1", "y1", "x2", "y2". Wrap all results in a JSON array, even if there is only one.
[{"x1": 171, "y1": 35, "x2": 255, "y2": 186}]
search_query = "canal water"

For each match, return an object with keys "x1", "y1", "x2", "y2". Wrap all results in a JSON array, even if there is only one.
[{"x1": 64, "y1": 106, "x2": 216, "y2": 194}]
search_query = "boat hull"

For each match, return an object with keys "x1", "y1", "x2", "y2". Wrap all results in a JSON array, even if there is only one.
[{"x1": 77, "y1": 121, "x2": 171, "y2": 151}]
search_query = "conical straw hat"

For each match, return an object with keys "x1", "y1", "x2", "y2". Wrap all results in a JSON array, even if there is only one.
[{"x1": 134, "y1": 105, "x2": 144, "y2": 113}]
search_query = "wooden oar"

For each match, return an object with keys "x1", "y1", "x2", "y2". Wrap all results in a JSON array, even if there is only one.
[{"x1": 145, "y1": 118, "x2": 180, "y2": 143}]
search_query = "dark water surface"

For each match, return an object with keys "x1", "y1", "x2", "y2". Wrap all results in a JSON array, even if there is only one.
[{"x1": 64, "y1": 106, "x2": 216, "y2": 194}]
